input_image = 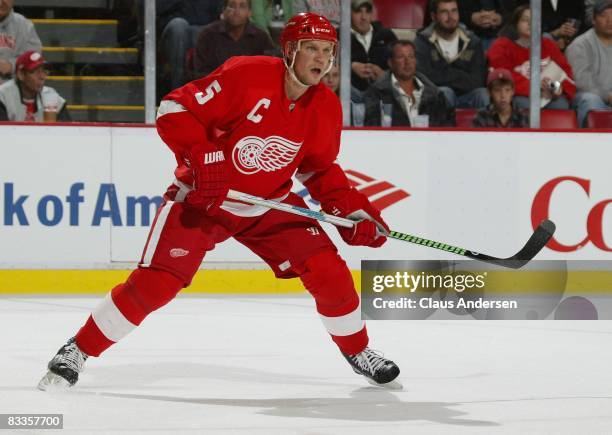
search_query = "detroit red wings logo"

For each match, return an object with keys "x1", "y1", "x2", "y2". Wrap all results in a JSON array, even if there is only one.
[{"x1": 232, "y1": 136, "x2": 303, "y2": 175}]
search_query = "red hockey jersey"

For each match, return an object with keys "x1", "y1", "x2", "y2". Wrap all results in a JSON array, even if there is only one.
[{"x1": 157, "y1": 56, "x2": 350, "y2": 216}]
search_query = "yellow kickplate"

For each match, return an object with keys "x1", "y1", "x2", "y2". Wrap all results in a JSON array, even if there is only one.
[
  {"x1": 32, "y1": 19, "x2": 118, "y2": 25},
  {"x1": 0, "y1": 270, "x2": 362, "y2": 295}
]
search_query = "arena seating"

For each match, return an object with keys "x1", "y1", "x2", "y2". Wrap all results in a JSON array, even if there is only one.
[
  {"x1": 540, "y1": 109, "x2": 578, "y2": 129},
  {"x1": 455, "y1": 108, "x2": 477, "y2": 128},
  {"x1": 455, "y1": 108, "x2": 580, "y2": 129},
  {"x1": 373, "y1": 0, "x2": 427, "y2": 29},
  {"x1": 16, "y1": 1, "x2": 143, "y2": 123},
  {"x1": 373, "y1": 0, "x2": 427, "y2": 40},
  {"x1": 17, "y1": 0, "x2": 110, "y2": 11},
  {"x1": 586, "y1": 110, "x2": 612, "y2": 129}
]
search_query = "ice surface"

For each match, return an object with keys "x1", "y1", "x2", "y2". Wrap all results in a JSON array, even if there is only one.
[{"x1": 1, "y1": 295, "x2": 612, "y2": 434}]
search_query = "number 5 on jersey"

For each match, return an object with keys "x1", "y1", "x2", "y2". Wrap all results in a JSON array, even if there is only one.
[{"x1": 195, "y1": 80, "x2": 221, "y2": 105}]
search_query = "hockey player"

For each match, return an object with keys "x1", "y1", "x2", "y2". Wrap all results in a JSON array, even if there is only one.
[{"x1": 38, "y1": 13, "x2": 401, "y2": 390}]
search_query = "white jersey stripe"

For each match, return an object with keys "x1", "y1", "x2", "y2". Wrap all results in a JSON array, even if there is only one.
[
  {"x1": 171, "y1": 179, "x2": 286, "y2": 217},
  {"x1": 319, "y1": 304, "x2": 365, "y2": 337},
  {"x1": 220, "y1": 192, "x2": 289, "y2": 217},
  {"x1": 173, "y1": 179, "x2": 192, "y2": 202},
  {"x1": 141, "y1": 201, "x2": 174, "y2": 267},
  {"x1": 156, "y1": 100, "x2": 186, "y2": 119},
  {"x1": 295, "y1": 171, "x2": 314, "y2": 183},
  {"x1": 91, "y1": 292, "x2": 137, "y2": 343}
]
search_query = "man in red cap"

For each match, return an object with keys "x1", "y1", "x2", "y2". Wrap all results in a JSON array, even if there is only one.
[
  {"x1": 0, "y1": 50, "x2": 70, "y2": 122},
  {"x1": 472, "y1": 67, "x2": 529, "y2": 128},
  {"x1": 38, "y1": 13, "x2": 401, "y2": 391}
]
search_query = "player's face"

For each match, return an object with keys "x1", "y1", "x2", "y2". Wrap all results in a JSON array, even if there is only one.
[
  {"x1": 517, "y1": 9, "x2": 531, "y2": 39},
  {"x1": 293, "y1": 40, "x2": 335, "y2": 86},
  {"x1": 490, "y1": 83, "x2": 514, "y2": 112},
  {"x1": 0, "y1": 0, "x2": 14, "y2": 20},
  {"x1": 388, "y1": 44, "x2": 416, "y2": 81},
  {"x1": 593, "y1": 8, "x2": 612, "y2": 38}
]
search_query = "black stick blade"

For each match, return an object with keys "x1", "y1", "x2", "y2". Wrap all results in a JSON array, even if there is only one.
[
  {"x1": 507, "y1": 219, "x2": 556, "y2": 266},
  {"x1": 466, "y1": 219, "x2": 556, "y2": 269}
]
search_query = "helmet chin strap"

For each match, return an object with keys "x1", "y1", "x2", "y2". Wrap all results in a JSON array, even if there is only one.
[
  {"x1": 284, "y1": 56, "x2": 310, "y2": 89},
  {"x1": 283, "y1": 40, "x2": 335, "y2": 89}
]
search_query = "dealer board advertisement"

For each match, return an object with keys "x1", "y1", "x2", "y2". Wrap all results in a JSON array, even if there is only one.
[{"x1": 0, "y1": 125, "x2": 610, "y2": 269}]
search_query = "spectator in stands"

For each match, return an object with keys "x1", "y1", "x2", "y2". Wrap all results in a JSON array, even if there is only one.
[
  {"x1": 500, "y1": 0, "x2": 524, "y2": 21},
  {"x1": 473, "y1": 67, "x2": 529, "y2": 127},
  {"x1": 488, "y1": 5, "x2": 576, "y2": 110},
  {"x1": 251, "y1": 0, "x2": 292, "y2": 43},
  {"x1": 504, "y1": 0, "x2": 584, "y2": 50},
  {"x1": 498, "y1": 1, "x2": 585, "y2": 49},
  {"x1": 350, "y1": 0, "x2": 397, "y2": 102},
  {"x1": 112, "y1": 0, "x2": 141, "y2": 48},
  {"x1": 194, "y1": 0, "x2": 274, "y2": 77},
  {"x1": 0, "y1": 51, "x2": 70, "y2": 122},
  {"x1": 414, "y1": 0, "x2": 489, "y2": 109},
  {"x1": 322, "y1": 63, "x2": 340, "y2": 95},
  {"x1": 157, "y1": 0, "x2": 223, "y2": 90},
  {"x1": 566, "y1": 0, "x2": 612, "y2": 127},
  {"x1": 539, "y1": 0, "x2": 585, "y2": 51},
  {"x1": 363, "y1": 40, "x2": 454, "y2": 127},
  {"x1": 0, "y1": 0, "x2": 42, "y2": 84},
  {"x1": 459, "y1": 0, "x2": 505, "y2": 50},
  {"x1": 425, "y1": 1, "x2": 519, "y2": 39},
  {"x1": 586, "y1": 0, "x2": 597, "y2": 27},
  {"x1": 292, "y1": 0, "x2": 340, "y2": 27}
]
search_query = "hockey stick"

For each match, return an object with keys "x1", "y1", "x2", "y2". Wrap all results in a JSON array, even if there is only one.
[{"x1": 226, "y1": 190, "x2": 556, "y2": 269}]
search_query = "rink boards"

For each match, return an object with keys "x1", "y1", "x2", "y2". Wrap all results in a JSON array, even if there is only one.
[{"x1": 0, "y1": 125, "x2": 610, "y2": 293}]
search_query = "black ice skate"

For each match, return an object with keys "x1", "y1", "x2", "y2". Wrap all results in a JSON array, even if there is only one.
[
  {"x1": 343, "y1": 347, "x2": 402, "y2": 389},
  {"x1": 37, "y1": 337, "x2": 88, "y2": 391}
]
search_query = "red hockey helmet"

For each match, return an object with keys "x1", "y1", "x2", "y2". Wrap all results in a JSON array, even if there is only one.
[
  {"x1": 281, "y1": 13, "x2": 337, "y2": 47},
  {"x1": 280, "y1": 13, "x2": 337, "y2": 56},
  {"x1": 280, "y1": 13, "x2": 337, "y2": 84}
]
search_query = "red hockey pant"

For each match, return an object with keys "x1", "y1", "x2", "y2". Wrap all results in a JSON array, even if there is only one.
[{"x1": 75, "y1": 194, "x2": 368, "y2": 357}]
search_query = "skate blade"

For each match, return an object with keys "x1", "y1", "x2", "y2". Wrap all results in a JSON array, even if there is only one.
[
  {"x1": 37, "y1": 371, "x2": 71, "y2": 391},
  {"x1": 366, "y1": 377, "x2": 403, "y2": 390}
]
